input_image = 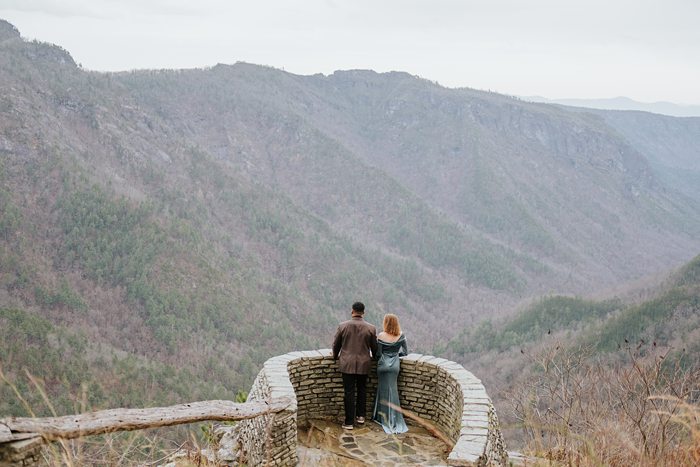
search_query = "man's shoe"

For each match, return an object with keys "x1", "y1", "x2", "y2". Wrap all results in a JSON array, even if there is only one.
[
  {"x1": 356, "y1": 417, "x2": 365, "y2": 425},
  {"x1": 342, "y1": 424, "x2": 354, "y2": 430}
]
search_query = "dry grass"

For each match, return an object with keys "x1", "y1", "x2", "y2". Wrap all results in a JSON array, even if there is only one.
[
  {"x1": 510, "y1": 344, "x2": 700, "y2": 466},
  {"x1": 0, "y1": 367, "x2": 215, "y2": 466},
  {"x1": 651, "y1": 396, "x2": 700, "y2": 466}
]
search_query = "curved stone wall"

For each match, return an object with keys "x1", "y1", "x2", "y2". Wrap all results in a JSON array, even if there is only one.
[{"x1": 236, "y1": 349, "x2": 507, "y2": 466}]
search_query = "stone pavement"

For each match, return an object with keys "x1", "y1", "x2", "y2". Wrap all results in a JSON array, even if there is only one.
[{"x1": 297, "y1": 419, "x2": 450, "y2": 466}]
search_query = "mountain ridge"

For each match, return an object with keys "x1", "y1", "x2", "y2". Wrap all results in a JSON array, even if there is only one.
[{"x1": 1, "y1": 20, "x2": 699, "y2": 417}]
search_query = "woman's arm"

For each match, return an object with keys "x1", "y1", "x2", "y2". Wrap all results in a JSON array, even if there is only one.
[{"x1": 399, "y1": 337, "x2": 408, "y2": 357}]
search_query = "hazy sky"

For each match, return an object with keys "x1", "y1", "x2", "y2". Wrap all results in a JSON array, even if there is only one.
[{"x1": 1, "y1": 0, "x2": 699, "y2": 105}]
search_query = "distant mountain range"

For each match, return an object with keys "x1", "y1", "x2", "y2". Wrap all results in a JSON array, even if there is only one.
[
  {"x1": 1, "y1": 18, "x2": 699, "y2": 416},
  {"x1": 524, "y1": 95, "x2": 700, "y2": 118}
]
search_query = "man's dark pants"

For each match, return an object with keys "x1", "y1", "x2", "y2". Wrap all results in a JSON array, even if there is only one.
[{"x1": 342, "y1": 373, "x2": 367, "y2": 425}]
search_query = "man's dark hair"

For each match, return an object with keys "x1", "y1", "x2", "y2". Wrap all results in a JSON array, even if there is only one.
[{"x1": 352, "y1": 302, "x2": 365, "y2": 313}]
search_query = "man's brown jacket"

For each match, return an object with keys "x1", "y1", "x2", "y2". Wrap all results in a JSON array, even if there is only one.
[{"x1": 332, "y1": 316, "x2": 378, "y2": 374}]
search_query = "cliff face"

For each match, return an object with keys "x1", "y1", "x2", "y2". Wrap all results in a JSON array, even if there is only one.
[
  {"x1": 1, "y1": 20, "x2": 699, "y2": 415},
  {"x1": 594, "y1": 110, "x2": 700, "y2": 200}
]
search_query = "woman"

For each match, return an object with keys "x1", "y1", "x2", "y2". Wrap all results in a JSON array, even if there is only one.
[{"x1": 372, "y1": 313, "x2": 409, "y2": 434}]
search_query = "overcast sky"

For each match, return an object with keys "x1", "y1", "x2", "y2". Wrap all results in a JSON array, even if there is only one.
[{"x1": 1, "y1": 0, "x2": 699, "y2": 105}]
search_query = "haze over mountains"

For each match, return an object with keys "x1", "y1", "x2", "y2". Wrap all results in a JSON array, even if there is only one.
[
  {"x1": 524, "y1": 95, "x2": 700, "y2": 118},
  {"x1": 1, "y1": 19, "x2": 699, "y2": 415}
]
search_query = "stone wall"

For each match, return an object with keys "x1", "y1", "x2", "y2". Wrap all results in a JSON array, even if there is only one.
[
  {"x1": 234, "y1": 355, "x2": 298, "y2": 466},
  {"x1": 236, "y1": 349, "x2": 508, "y2": 466},
  {"x1": 0, "y1": 437, "x2": 42, "y2": 467}
]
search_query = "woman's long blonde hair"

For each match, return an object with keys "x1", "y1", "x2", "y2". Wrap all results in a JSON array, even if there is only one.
[{"x1": 383, "y1": 313, "x2": 401, "y2": 336}]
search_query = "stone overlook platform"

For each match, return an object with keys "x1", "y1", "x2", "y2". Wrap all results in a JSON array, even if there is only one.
[{"x1": 233, "y1": 350, "x2": 508, "y2": 466}]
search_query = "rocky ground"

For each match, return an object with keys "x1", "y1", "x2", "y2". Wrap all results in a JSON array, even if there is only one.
[{"x1": 297, "y1": 418, "x2": 450, "y2": 466}]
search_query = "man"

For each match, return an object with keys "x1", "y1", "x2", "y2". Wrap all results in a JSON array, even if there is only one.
[{"x1": 332, "y1": 301, "x2": 378, "y2": 430}]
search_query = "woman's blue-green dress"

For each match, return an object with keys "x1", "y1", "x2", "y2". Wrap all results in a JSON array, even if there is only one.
[{"x1": 372, "y1": 335, "x2": 409, "y2": 434}]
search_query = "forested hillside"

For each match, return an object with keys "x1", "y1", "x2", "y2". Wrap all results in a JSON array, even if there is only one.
[
  {"x1": 1, "y1": 19, "x2": 699, "y2": 420},
  {"x1": 440, "y1": 253, "x2": 700, "y2": 462},
  {"x1": 443, "y1": 254, "x2": 700, "y2": 368}
]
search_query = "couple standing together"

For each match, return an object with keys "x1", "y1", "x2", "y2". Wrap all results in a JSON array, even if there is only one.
[{"x1": 332, "y1": 302, "x2": 408, "y2": 434}]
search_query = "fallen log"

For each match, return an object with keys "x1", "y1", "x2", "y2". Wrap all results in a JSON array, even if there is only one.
[{"x1": 0, "y1": 397, "x2": 292, "y2": 442}]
